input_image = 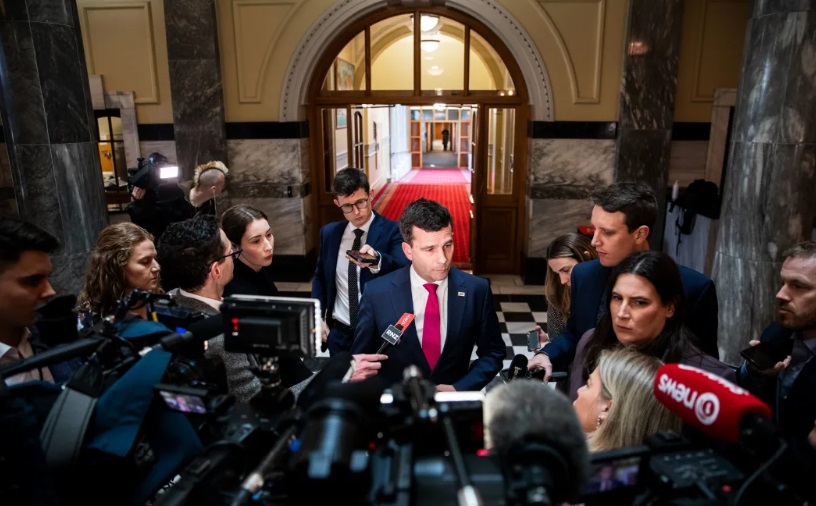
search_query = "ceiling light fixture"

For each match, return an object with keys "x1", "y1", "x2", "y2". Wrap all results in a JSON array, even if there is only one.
[
  {"x1": 427, "y1": 65, "x2": 444, "y2": 76},
  {"x1": 410, "y1": 14, "x2": 440, "y2": 33},
  {"x1": 421, "y1": 39, "x2": 440, "y2": 52}
]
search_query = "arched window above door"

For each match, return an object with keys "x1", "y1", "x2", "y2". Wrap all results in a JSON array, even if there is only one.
[{"x1": 318, "y1": 12, "x2": 517, "y2": 97}]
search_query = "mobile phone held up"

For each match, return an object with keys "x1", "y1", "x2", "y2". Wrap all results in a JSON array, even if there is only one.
[
  {"x1": 347, "y1": 249, "x2": 378, "y2": 265},
  {"x1": 740, "y1": 341, "x2": 788, "y2": 371}
]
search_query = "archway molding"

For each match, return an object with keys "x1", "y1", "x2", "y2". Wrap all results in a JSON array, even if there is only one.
[{"x1": 279, "y1": 0, "x2": 554, "y2": 121}]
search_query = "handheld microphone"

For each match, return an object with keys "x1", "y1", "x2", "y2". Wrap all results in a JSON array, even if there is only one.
[
  {"x1": 504, "y1": 354, "x2": 528, "y2": 382},
  {"x1": 376, "y1": 313, "x2": 416, "y2": 354},
  {"x1": 653, "y1": 363, "x2": 772, "y2": 444}
]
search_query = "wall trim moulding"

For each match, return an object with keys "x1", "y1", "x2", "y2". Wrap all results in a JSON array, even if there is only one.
[
  {"x1": 536, "y1": 0, "x2": 605, "y2": 105},
  {"x1": 232, "y1": 0, "x2": 300, "y2": 104},
  {"x1": 280, "y1": 0, "x2": 554, "y2": 121},
  {"x1": 79, "y1": 1, "x2": 160, "y2": 105},
  {"x1": 689, "y1": 0, "x2": 745, "y2": 104}
]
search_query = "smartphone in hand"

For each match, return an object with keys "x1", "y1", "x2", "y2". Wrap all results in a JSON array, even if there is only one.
[
  {"x1": 347, "y1": 249, "x2": 378, "y2": 265},
  {"x1": 740, "y1": 341, "x2": 788, "y2": 371},
  {"x1": 527, "y1": 329, "x2": 541, "y2": 352}
]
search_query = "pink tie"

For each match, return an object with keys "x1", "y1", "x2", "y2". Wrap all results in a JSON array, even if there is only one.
[{"x1": 423, "y1": 283, "x2": 441, "y2": 371}]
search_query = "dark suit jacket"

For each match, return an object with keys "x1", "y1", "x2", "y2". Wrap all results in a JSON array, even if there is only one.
[
  {"x1": 545, "y1": 259, "x2": 719, "y2": 367},
  {"x1": 351, "y1": 266, "x2": 506, "y2": 391},
  {"x1": 311, "y1": 211, "x2": 409, "y2": 324},
  {"x1": 741, "y1": 323, "x2": 816, "y2": 498}
]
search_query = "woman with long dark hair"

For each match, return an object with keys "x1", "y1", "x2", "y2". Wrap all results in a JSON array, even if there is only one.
[
  {"x1": 568, "y1": 251, "x2": 733, "y2": 400},
  {"x1": 221, "y1": 205, "x2": 278, "y2": 297}
]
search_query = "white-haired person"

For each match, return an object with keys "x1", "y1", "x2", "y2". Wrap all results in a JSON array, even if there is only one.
[{"x1": 573, "y1": 347, "x2": 681, "y2": 452}]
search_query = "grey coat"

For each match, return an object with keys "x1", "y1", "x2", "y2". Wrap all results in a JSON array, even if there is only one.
[{"x1": 171, "y1": 291, "x2": 315, "y2": 402}]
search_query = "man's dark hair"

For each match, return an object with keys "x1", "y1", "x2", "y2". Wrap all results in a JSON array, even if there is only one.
[
  {"x1": 0, "y1": 218, "x2": 59, "y2": 272},
  {"x1": 157, "y1": 215, "x2": 225, "y2": 292},
  {"x1": 590, "y1": 181, "x2": 657, "y2": 236},
  {"x1": 783, "y1": 241, "x2": 816, "y2": 261},
  {"x1": 332, "y1": 168, "x2": 370, "y2": 198},
  {"x1": 399, "y1": 198, "x2": 452, "y2": 244}
]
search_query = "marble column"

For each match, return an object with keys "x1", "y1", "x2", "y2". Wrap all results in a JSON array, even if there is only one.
[
  {"x1": 713, "y1": 2, "x2": 816, "y2": 364},
  {"x1": 0, "y1": 0, "x2": 107, "y2": 295},
  {"x1": 614, "y1": 0, "x2": 684, "y2": 248},
  {"x1": 164, "y1": 0, "x2": 228, "y2": 180}
]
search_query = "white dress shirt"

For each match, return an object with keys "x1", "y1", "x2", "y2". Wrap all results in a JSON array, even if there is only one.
[
  {"x1": 409, "y1": 266, "x2": 448, "y2": 350},
  {"x1": 333, "y1": 212, "x2": 380, "y2": 326},
  {"x1": 0, "y1": 328, "x2": 54, "y2": 386}
]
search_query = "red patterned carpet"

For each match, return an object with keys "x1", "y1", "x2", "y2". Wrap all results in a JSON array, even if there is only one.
[
  {"x1": 398, "y1": 168, "x2": 471, "y2": 185},
  {"x1": 378, "y1": 183, "x2": 471, "y2": 265}
]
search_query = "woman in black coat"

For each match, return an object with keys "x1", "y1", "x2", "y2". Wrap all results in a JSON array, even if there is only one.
[{"x1": 221, "y1": 205, "x2": 278, "y2": 297}]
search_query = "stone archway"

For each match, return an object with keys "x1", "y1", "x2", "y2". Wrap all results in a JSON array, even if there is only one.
[{"x1": 279, "y1": 0, "x2": 554, "y2": 122}]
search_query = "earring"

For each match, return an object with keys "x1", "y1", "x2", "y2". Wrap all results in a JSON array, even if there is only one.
[{"x1": 596, "y1": 413, "x2": 606, "y2": 429}]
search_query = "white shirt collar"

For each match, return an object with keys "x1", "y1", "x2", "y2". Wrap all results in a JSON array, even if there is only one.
[
  {"x1": 345, "y1": 211, "x2": 376, "y2": 234},
  {"x1": 0, "y1": 329, "x2": 29, "y2": 360},
  {"x1": 178, "y1": 289, "x2": 222, "y2": 312},
  {"x1": 409, "y1": 265, "x2": 447, "y2": 289}
]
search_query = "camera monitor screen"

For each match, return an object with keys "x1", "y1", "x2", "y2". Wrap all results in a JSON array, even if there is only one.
[
  {"x1": 221, "y1": 295, "x2": 320, "y2": 358},
  {"x1": 581, "y1": 446, "x2": 647, "y2": 503},
  {"x1": 159, "y1": 390, "x2": 208, "y2": 414}
]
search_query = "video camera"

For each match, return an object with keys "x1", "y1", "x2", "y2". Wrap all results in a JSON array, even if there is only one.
[{"x1": 127, "y1": 152, "x2": 180, "y2": 192}]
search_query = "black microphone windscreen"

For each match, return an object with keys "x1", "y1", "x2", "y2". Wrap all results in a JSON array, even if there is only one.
[
  {"x1": 508, "y1": 354, "x2": 528, "y2": 381},
  {"x1": 35, "y1": 295, "x2": 79, "y2": 346},
  {"x1": 484, "y1": 380, "x2": 589, "y2": 502},
  {"x1": 297, "y1": 352, "x2": 355, "y2": 410},
  {"x1": 185, "y1": 313, "x2": 224, "y2": 342}
]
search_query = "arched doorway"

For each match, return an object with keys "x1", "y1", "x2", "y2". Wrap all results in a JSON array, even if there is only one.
[{"x1": 307, "y1": 6, "x2": 530, "y2": 274}]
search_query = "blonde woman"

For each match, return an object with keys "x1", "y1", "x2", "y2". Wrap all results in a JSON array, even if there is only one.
[
  {"x1": 77, "y1": 223, "x2": 160, "y2": 323},
  {"x1": 573, "y1": 348, "x2": 681, "y2": 452}
]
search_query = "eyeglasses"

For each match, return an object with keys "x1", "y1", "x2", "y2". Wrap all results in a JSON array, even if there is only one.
[
  {"x1": 216, "y1": 247, "x2": 242, "y2": 263},
  {"x1": 338, "y1": 197, "x2": 370, "y2": 214}
]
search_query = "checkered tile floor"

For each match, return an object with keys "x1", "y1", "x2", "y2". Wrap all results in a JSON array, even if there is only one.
[
  {"x1": 283, "y1": 281, "x2": 549, "y2": 375},
  {"x1": 489, "y1": 294, "x2": 548, "y2": 371}
]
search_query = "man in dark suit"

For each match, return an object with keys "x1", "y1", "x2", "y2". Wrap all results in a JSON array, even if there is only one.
[
  {"x1": 312, "y1": 168, "x2": 409, "y2": 355},
  {"x1": 529, "y1": 182, "x2": 719, "y2": 380},
  {"x1": 351, "y1": 199, "x2": 506, "y2": 391},
  {"x1": 739, "y1": 242, "x2": 816, "y2": 498}
]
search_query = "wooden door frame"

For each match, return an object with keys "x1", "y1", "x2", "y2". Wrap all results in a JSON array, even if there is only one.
[{"x1": 307, "y1": 6, "x2": 529, "y2": 274}]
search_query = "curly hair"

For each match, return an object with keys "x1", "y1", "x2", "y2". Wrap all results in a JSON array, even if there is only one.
[
  {"x1": 588, "y1": 348, "x2": 681, "y2": 452},
  {"x1": 77, "y1": 223, "x2": 156, "y2": 317},
  {"x1": 157, "y1": 215, "x2": 225, "y2": 292}
]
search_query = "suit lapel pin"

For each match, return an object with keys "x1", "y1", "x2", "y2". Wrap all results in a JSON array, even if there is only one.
[{"x1": 458, "y1": 291, "x2": 465, "y2": 297}]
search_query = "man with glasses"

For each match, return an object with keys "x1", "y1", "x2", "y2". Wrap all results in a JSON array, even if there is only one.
[
  {"x1": 157, "y1": 215, "x2": 258, "y2": 399},
  {"x1": 313, "y1": 168, "x2": 409, "y2": 355}
]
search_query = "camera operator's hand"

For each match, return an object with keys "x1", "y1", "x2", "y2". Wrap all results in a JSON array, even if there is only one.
[
  {"x1": 349, "y1": 353, "x2": 387, "y2": 381},
  {"x1": 745, "y1": 339, "x2": 791, "y2": 377},
  {"x1": 435, "y1": 384, "x2": 456, "y2": 392},
  {"x1": 131, "y1": 186, "x2": 146, "y2": 200},
  {"x1": 528, "y1": 350, "x2": 553, "y2": 382}
]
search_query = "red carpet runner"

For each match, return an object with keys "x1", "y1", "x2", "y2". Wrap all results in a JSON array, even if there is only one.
[
  {"x1": 378, "y1": 183, "x2": 471, "y2": 265},
  {"x1": 398, "y1": 168, "x2": 471, "y2": 185}
]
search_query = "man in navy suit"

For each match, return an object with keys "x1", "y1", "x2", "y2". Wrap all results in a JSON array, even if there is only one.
[
  {"x1": 351, "y1": 199, "x2": 506, "y2": 391},
  {"x1": 312, "y1": 168, "x2": 409, "y2": 355},
  {"x1": 529, "y1": 182, "x2": 719, "y2": 380}
]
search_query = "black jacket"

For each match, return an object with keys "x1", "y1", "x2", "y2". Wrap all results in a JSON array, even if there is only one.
[{"x1": 224, "y1": 260, "x2": 279, "y2": 297}]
